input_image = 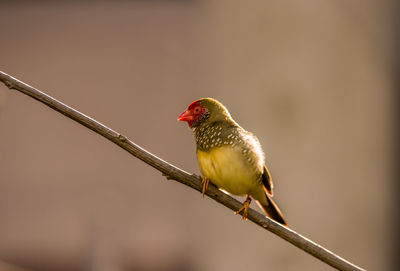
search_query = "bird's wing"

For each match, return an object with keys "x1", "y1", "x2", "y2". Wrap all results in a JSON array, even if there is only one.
[{"x1": 261, "y1": 165, "x2": 274, "y2": 197}]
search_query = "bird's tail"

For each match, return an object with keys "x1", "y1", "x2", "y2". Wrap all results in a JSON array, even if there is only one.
[{"x1": 256, "y1": 190, "x2": 288, "y2": 226}]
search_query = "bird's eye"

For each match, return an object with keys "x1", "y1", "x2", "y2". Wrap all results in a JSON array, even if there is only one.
[{"x1": 194, "y1": 107, "x2": 201, "y2": 113}]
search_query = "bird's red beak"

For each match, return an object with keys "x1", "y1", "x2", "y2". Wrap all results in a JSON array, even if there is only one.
[{"x1": 177, "y1": 110, "x2": 194, "y2": 122}]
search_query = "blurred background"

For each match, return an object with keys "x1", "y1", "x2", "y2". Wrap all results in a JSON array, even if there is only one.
[{"x1": 0, "y1": 1, "x2": 397, "y2": 271}]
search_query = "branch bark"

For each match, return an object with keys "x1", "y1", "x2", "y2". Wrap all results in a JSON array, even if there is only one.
[{"x1": 0, "y1": 71, "x2": 366, "y2": 271}]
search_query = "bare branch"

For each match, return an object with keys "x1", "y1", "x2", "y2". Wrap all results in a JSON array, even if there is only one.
[{"x1": 0, "y1": 71, "x2": 366, "y2": 271}]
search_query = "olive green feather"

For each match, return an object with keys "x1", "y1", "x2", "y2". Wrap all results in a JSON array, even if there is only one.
[{"x1": 190, "y1": 98, "x2": 287, "y2": 225}]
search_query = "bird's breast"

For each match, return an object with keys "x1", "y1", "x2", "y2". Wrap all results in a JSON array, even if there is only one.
[{"x1": 196, "y1": 145, "x2": 261, "y2": 196}]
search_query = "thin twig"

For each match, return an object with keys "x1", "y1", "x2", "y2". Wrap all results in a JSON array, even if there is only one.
[{"x1": 0, "y1": 71, "x2": 366, "y2": 271}]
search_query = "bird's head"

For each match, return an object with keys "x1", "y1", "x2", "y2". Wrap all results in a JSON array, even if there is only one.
[{"x1": 178, "y1": 98, "x2": 233, "y2": 128}]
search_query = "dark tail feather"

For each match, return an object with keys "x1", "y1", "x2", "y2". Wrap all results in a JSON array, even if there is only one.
[{"x1": 256, "y1": 192, "x2": 288, "y2": 226}]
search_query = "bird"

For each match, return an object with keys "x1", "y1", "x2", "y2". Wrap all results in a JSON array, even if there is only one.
[{"x1": 177, "y1": 98, "x2": 287, "y2": 225}]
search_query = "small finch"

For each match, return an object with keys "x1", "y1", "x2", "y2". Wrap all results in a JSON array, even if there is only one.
[{"x1": 178, "y1": 98, "x2": 287, "y2": 225}]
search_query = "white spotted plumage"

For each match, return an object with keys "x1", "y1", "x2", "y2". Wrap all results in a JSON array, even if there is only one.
[{"x1": 178, "y1": 97, "x2": 287, "y2": 225}]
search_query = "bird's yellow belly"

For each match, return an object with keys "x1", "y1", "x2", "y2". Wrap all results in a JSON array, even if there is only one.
[{"x1": 196, "y1": 146, "x2": 260, "y2": 196}]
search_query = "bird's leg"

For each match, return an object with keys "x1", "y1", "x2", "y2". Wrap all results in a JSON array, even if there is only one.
[
  {"x1": 162, "y1": 172, "x2": 173, "y2": 180},
  {"x1": 201, "y1": 177, "x2": 210, "y2": 197},
  {"x1": 234, "y1": 196, "x2": 252, "y2": 220}
]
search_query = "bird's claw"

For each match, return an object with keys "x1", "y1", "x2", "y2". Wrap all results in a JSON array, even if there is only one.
[
  {"x1": 234, "y1": 196, "x2": 252, "y2": 220},
  {"x1": 162, "y1": 173, "x2": 173, "y2": 180},
  {"x1": 201, "y1": 177, "x2": 209, "y2": 197}
]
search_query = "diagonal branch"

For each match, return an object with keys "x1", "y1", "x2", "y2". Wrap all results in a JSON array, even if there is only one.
[{"x1": 0, "y1": 71, "x2": 366, "y2": 271}]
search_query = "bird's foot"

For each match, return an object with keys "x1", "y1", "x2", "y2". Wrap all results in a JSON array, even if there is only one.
[
  {"x1": 234, "y1": 196, "x2": 252, "y2": 220},
  {"x1": 201, "y1": 177, "x2": 210, "y2": 197},
  {"x1": 162, "y1": 173, "x2": 173, "y2": 180}
]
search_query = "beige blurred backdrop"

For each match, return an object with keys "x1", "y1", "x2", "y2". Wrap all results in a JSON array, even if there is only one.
[{"x1": 0, "y1": 1, "x2": 396, "y2": 271}]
